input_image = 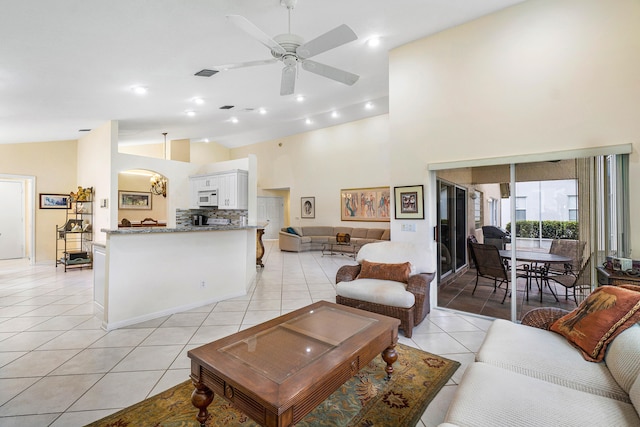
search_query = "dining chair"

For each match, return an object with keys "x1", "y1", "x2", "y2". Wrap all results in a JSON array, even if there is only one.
[
  {"x1": 545, "y1": 255, "x2": 591, "y2": 305},
  {"x1": 470, "y1": 242, "x2": 511, "y2": 304},
  {"x1": 467, "y1": 235, "x2": 478, "y2": 268},
  {"x1": 548, "y1": 239, "x2": 586, "y2": 275}
]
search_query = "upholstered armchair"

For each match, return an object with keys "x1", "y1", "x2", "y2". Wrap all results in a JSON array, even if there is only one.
[{"x1": 335, "y1": 241, "x2": 435, "y2": 338}]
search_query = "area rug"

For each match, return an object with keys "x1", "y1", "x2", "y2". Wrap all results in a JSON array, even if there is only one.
[{"x1": 87, "y1": 343, "x2": 459, "y2": 427}]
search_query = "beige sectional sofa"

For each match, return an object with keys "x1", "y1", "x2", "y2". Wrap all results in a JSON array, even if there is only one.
[
  {"x1": 279, "y1": 226, "x2": 390, "y2": 252},
  {"x1": 440, "y1": 308, "x2": 640, "y2": 427}
]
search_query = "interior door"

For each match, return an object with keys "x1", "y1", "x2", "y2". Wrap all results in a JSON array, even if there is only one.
[
  {"x1": 0, "y1": 180, "x2": 25, "y2": 259},
  {"x1": 257, "y1": 196, "x2": 284, "y2": 239}
]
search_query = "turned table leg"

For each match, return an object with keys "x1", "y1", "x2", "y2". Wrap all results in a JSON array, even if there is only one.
[
  {"x1": 381, "y1": 344, "x2": 398, "y2": 380},
  {"x1": 191, "y1": 380, "x2": 214, "y2": 427}
]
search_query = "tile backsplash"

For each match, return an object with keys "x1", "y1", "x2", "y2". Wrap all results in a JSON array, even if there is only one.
[{"x1": 176, "y1": 208, "x2": 248, "y2": 228}]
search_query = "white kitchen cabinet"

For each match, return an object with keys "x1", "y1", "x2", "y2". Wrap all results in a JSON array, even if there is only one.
[
  {"x1": 217, "y1": 170, "x2": 248, "y2": 210},
  {"x1": 189, "y1": 170, "x2": 247, "y2": 210},
  {"x1": 189, "y1": 175, "x2": 219, "y2": 209}
]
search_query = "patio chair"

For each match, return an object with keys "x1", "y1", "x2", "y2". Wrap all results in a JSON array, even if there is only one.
[
  {"x1": 470, "y1": 242, "x2": 511, "y2": 304},
  {"x1": 545, "y1": 255, "x2": 591, "y2": 305},
  {"x1": 548, "y1": 239, "x2": 586, "y2": 275},
  {"x1": 547, "y1": 239, "x2": 586, "y2": 299}
]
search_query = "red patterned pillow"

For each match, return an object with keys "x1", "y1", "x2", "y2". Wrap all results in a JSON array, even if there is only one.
[
  {"x1": 358, "y1": 260, "x2": 411, "y2": 284},
  {"x1": 550, "y1": 285, "x2": 640, "y2": 362}
]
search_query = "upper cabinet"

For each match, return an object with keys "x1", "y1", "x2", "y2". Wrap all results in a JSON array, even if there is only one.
[
  {"x1": 189, "y1": 169, "x2": 248, "y2": 210},
  {"x1": 217, "y1": 170, "x2": 248, "y2": 210}
]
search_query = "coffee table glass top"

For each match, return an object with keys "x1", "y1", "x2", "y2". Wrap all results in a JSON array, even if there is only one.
[{"x1": 220, "y1": 305, "x2": 377, "y2": 383}]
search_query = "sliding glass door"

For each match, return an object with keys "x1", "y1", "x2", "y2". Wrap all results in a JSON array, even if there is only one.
[
  {"x1": 433, "y1": 152, "x2": 630, "y2": 322},
  {"x1": 437, "y1": 179, "x2": 467, "y2": 281}
]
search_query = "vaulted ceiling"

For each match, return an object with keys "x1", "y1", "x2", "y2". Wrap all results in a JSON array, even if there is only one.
[{"x1": 1, "y1": 0, "x2": 524, "y2": 148}]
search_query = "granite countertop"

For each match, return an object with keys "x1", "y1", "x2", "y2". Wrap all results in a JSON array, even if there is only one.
[{"x1": 102, "y1": 224, "x2": 264, "y2": 235}]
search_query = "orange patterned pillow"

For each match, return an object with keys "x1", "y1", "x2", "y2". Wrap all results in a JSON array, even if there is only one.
[
  {"x1": 358, "y1": 260, "x2": 411, "y2": 284},
  {"x1": 550, "y1": 285, "x2": 640, "y2": 362}
]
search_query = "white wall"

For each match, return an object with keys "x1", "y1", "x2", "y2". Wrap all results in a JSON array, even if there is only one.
[
  {"x1": 77, "y1": 121, "x2": 115, "y2": 244},
  {"x1": 390, "y1": 0, "x2": 640, "y2": 256},
  {"x1": 231, "y1": 114, "x2": 390, "y2": 229}
]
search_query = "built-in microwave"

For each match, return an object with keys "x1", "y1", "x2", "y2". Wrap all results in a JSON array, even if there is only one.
[{"x1": 197, "y1": 190, "x2": 218, "y2": 207}]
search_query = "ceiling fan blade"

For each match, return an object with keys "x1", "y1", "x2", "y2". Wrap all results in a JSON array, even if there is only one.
[
  {"x1": 296, "y1": 24, "x2": 357, "y2": 59},
  {"x1": 213, "y1": 58, "x2": 278, "y2": 71},
  {"x1": 301, "y1": 60, "x2": 359, "y2": 86},
  {"x1": 226, "y1": 15, "x2": 286, "y2": 55},
  {"x1": 280, "y1": 66, "x2": 297, "y2": 96}
]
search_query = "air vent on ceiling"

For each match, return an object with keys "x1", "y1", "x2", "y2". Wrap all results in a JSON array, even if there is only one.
[
  {"x1": 194, "y1": 69, "x2": 219, "y2": 77},
  {"x1": 219, "y1": 105, "x2": 235, "y2": 110},
  {"x1": 78, "y1": 129, "x2": 91, "y2": 132}
]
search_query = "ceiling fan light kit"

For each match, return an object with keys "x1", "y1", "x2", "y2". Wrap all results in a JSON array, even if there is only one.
[{"x1": 205, "y1": 0, "x2": 359, "y2": 96}]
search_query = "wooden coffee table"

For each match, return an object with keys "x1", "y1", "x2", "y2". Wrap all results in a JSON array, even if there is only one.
[{"x1": 188, "y1": 301, "x2": 400, "y2": 427}]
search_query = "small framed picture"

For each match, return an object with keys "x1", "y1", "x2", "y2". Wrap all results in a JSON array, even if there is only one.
[
  {"x1": 39, "y1": 193, "x2": 70, "y2": 209},
  {"x1": 301, "y1": 197, "x2": 315, "y2": 218},
  {"x1": 394, "y1": 185, "x2": 424, "y2": 219},
  {"x1": 118, "y1": 191, "x2": 152, "y2": 210}
]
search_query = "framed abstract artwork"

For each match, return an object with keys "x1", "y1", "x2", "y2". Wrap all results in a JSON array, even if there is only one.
[
  {"x1": 340, "y1": 187, "x2": 390, "y2": 222},
  {"x1": 394, "y1": 185, "x2": 424, "y2": 219}
]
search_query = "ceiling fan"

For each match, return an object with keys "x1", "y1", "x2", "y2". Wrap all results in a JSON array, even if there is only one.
[{"x1": 212, "y1": 0, "x2": 359, "y2": 96}]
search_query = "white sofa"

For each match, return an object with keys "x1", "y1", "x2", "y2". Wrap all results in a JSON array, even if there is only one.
[{"x1": 440, "y1": 309, "x2": 640, "y2": 427}]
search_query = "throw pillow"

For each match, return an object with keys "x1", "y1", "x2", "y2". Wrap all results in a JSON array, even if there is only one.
[
  {"x1": 286, "y1": 227, "x2": 299, "y2": 236},
  {"x1": 550, "y1": 285, "x2": 640, "y2": 362},
  {"x1": 357, "y1": 260, "x2": 411, "y2": 284}
]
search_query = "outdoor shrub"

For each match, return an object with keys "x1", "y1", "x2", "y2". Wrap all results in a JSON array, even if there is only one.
[{"x1": 505, "y1": 221, "x2": 579, "y2": 240}]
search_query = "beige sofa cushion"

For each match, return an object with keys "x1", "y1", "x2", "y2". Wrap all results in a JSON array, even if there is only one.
[
  {"x1": 606, "y1": 324, "x2": 640, "y2": 394},
  {"x1": 477, "y1": 319, "x2": 629, "y2": 402},
  {"x1": 350, "y1": 228, "x2": 368, "y2": 238},
  {"x1": 333, "y1": 226, "x2": 353, "y2": 235},
  {"x1": 381, "y1": 229, "x2": 391, "y2": 240},
  {"x1": 301, "y1": 226, "x2": 334, "y2": 236},
  {"x1": 444, "y1": 363, "x2": 640, "y2": 427},
  {"x1": 336, "y1": 278, "x2": 414, "y2": 308},
  {"x1": 366, "y1": 229, "x2": 385, "y2": 239}
]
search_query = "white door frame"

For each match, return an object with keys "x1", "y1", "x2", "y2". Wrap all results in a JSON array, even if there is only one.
[{"x1": 0, "y1": 174, "x2": 36, "y2": 264}]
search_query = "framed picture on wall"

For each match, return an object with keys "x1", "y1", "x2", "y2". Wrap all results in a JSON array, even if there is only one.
[
  {"x1": 301, "y1": 197, "x2": 315, "y2": 218},
  {"x1": 118, "y1": 191, "x2": 152, "y2": 210},
  {"x1": 340, "y1": 187, "x2": 391, "y2": 222},
  {"x1": 394, "y1": 185, "x2": 424, "y2": 219},
  {"x1": 39, "y1": 193, "x2": 70, "y2": 209}
]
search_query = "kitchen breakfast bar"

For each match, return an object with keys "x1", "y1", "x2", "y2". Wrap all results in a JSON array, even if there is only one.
[{"x1": 93, "y1": 225, "x2": 259, "y2": 331}]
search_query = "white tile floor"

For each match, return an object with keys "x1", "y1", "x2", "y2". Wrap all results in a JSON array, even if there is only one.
[{"x1": 0, "y1": 240, "x2": 493, "y2": 427}]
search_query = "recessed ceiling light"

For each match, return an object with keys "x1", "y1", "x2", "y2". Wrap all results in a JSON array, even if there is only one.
[
  {"x1": 365, "y1": 102, "x2": 374, "y2": 110},
  {"x1": 132, "y1": 86, "x2": 147, "y2": 95},
  {"x1": 203, "y1": 138, "x2": 210, "y2": 143},
  {"x1": 367, "y1": 37, "x2": 381, "y2": 48},
  {"x1": 193, "y1": 98, "x2": 205, "y2": 105},
  {"x1": 185, "y1": 110, "x2": 196, "y2": 117},
  {"x1": 230, "y1": 117, "x2": 239, "y2": 124},
  {"x1": 296, "y1": 95, "x2": 305, "y2": 102},
  {"x1": 305, "y1": 118, "x2": 312, "y2": 125},
  {"x1": 331, "y1": 111, "x2": 339, "y2": 118},
  {"x1": 258, "y1": 108, "x2": 267, "y2": 115}
]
